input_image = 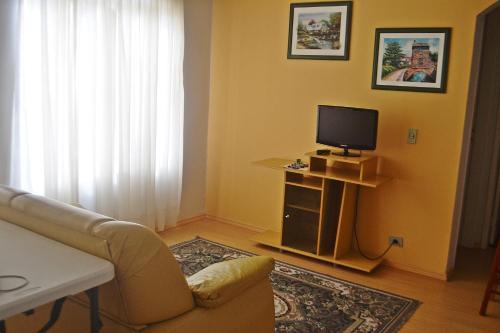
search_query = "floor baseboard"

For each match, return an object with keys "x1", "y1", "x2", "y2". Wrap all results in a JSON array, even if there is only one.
[
  {"x1": 383, "y1": 260, "x2": 448, "y2": 281},
  {"x1": 205, "y1": 214, "x2": 267, "y2": 232},
  {"x1": 157, "y1": 214, "x2": 206, "y2": 233},
  {"x1": 176, "y1": 214, "x2": 206, "y2": 226}
]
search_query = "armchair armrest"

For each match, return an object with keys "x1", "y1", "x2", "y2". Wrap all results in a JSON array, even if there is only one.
[{"x1": 187, "y1": 256, "x2": 274, "y2": 308}]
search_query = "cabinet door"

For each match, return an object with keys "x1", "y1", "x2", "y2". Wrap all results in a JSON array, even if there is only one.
[{"x1": 281, "y1": 185, "x2": 320, "y2": 254}]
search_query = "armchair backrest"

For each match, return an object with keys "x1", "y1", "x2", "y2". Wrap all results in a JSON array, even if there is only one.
[{"x1": 0, "y1": 185, "x2": 194, "y2": 325}]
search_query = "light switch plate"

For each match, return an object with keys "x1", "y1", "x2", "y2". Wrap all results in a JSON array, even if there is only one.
[{"x1": 407, "y1": 128, "x2": 418, "y2": 144}]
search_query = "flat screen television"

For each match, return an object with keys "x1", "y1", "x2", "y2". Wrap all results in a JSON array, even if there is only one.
[{"x1": 316, "y1": 105, "x2": 378, "y2": 157}]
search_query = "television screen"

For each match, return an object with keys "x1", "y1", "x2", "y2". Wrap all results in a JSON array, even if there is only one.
[{"x1": 316, "y1": 105, "x2": 378, "y2": 153}]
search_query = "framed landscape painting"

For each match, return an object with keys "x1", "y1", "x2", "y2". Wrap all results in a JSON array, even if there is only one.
[
  {"x1": 287, "y1": 1, "x2": 352, "y2": 60},
  {"x1": 372, "y1": 28, "x2": 451, "y2": 93}
]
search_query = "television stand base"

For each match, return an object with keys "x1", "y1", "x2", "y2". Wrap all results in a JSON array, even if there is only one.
[{"x1": 332, "y1": 147, "x2": 360, "y2": 157}]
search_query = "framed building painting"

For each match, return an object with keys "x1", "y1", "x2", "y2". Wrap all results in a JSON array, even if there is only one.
[
  {"x1": 372, "y1": 28, "x2": 452, "y2": 93},
  {"x1": 287, "y1": 1, "x2": 353, "y2": 60}
]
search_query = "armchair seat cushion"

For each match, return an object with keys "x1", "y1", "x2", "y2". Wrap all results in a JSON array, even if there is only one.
[{"x1": 187, "y1": 256, "x2": 274, "y2": 308}]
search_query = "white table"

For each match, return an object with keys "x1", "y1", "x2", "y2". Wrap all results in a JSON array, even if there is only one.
[{"x1": 0, "y1": 220, "x2": 115, "y2": 333}]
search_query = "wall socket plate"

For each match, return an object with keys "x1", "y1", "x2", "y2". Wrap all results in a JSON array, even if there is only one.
[
  {"x1": 407, "y1": 128, "x2": 418, "y2": 144},
  {"x1": 389, "y1": 236, "x2": 404, "y2": 247}
]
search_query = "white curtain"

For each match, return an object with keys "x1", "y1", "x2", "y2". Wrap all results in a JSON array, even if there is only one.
[{"x1": 11, "y1": 0, "x2": 185, "y2": 231}]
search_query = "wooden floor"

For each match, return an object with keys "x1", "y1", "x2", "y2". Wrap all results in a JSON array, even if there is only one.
[{"x1": 160, "y1": 219, "x2": 500, "y2": 333}]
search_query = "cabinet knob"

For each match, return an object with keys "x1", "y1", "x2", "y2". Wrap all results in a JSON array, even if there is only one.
[{"x1": 284, "y1": 214, "x2": 291, "y2": 219}]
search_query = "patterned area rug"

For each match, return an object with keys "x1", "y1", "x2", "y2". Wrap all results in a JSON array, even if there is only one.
[{"x1": 171, "y1": 238, "x2": 420, "y2": 333}]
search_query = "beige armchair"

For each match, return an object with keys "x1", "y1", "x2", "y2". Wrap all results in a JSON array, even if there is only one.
[{"x1": 0, "y1": 185, "x2": 275, "y2": 333}]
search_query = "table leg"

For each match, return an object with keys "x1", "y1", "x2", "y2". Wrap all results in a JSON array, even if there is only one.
[
  {"x1": 3, "y1": 288, "x2": 103, "y2": 333},
  {"x1": 37, "y1": 297, "x2": 66, "y2": 333},
  {"x1": 85, "y1": 287, "x2": 102, "y2": 333}
]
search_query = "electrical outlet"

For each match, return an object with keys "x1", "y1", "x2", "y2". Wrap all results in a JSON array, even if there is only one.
[
  {"x1": 407, "y1": 128, "x2": 418, "y2": 144},
  {"x1": 389, "y1": 236, "x2": 404, "y2": 247}
]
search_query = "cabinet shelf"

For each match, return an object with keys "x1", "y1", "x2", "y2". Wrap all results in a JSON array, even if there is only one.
[
  {"x1": 285, "y1": 172, "x2": 323, "y2": 190},
  {"x1": 289, "y1": 167, "x2": 389, "y2": 188},
  {"x1": 333, "y1": 251, "x2": 383, "y2": 273},
  {"x1": 285, "y1": 181, "x2": 322, "y2": 191},
  {"x1": 286, "y1": 204, "x2": 320, "y2": 214},
  {"x1": 305, "y1": 151, "x2": 377, "y2": 165},
  {"x1": 251, "y1": 231, "x2": 382, "y2": 272}
]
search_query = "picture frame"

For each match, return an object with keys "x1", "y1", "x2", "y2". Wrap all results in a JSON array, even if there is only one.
[
  {"x1": 371, "y1": 28, "x2": 452, "y2": 93},
  {"x1": 287, "y1": 1, "x2": 353, "y2": 60}
]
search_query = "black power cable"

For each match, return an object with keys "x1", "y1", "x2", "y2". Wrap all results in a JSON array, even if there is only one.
[
  {"x1": 0, "y1": 275, "x2": 29, "y2": 292},
  {"x1": 352, "y1": 186, "x2": 395, "y2": 261}
]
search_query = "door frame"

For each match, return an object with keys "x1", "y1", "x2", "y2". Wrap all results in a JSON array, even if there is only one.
[{"x1": 447, "y1": 0, "x2": 500, "y2": 274}]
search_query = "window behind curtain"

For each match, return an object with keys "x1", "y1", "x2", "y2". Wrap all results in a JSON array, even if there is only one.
[{"x1": 12, "y1": 0, "x2": 185, "y2": 231}]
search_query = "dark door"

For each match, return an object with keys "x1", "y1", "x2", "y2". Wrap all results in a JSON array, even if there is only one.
[
  {"x1": 281, "y1": 184, "x2": 320, "y2": 254},
  {"x1": 460, "y1": 6, "x2": 500, "y2": 248}
]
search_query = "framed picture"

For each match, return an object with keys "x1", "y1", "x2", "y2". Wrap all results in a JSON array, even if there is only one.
[
  {"x1": 372, "y1": 28, "x2": 452, "y2": 93},
  {"x1": 287, "y1": 1, "x2": 352, "y2": 60}
]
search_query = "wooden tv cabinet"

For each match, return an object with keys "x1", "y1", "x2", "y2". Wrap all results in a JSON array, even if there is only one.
[{"x1": 252, "y1": 151, "x2": 391, "y2": 272}]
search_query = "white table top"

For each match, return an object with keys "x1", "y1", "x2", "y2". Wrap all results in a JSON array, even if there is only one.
[{"x1": 0, "y1": 220, "x2": 115, "y2": 320}]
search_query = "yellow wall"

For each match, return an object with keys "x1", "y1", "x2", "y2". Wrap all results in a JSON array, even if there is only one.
[{"x1": 206, "y1": 0, "x2": 496, "y2": 277}]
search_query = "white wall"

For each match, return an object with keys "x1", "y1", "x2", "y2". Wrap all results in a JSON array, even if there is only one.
[
  {"x1": 180, "y1": 0, "x2": 212, "y2": 220},
  {"x1": 0, "y1": 0, "x2": 18, "y2": 184}
]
